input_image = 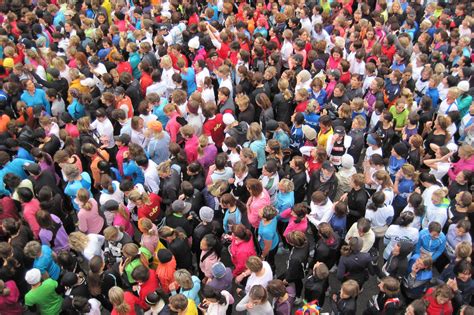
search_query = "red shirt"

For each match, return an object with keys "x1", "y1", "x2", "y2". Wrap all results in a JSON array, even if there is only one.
[
  {"x1": 111, "y1": 292, "x2": 139, "y2": 315},
  {"x1": 423, "y1": 288, "x2": 453, "y2": 315},
  {"x1": 340, "y1": 72, "x2": 351, "y2": 85},
  {"x1": 295, "y1": 100, "x2": 309, "y2": 113},
  {"x1": 140, "y1": 72, "x2": 153, "y2": 96},
  {"x1": 203, "y1": 114, "x2": 225, "y2": 148},
  {"x1": 218, "y1": 42, "x2": 230, "y2": 60},
  {"x1": 382, "y1": 44, "x2": 396, "y2": 62},
  {"x1": 117, "y1": 61, "x2": 133, "y2": 75},
  {"x1": 137, "y1": 193, "x2": 162, "y2": 221}
]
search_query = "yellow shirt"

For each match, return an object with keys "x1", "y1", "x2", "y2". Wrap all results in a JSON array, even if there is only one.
[
  {"x1": 101, "y1": 0, "x2": 112, "y2": 24},
  {"x1": 185, "y1": 299, "x2": 198, "y2": 315},
  {"x1": 317, "y1": 128, "x2": 333, "y2": 148}
]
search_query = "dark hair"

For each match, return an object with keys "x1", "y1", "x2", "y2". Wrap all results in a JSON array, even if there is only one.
[
  {"x1": 408, "y1": 193, "x2": 425, "y2": 217},
  {"x1": 367, "y1": 191, "x2": 385, "y2": 210},
  {"x1": 428, "y1": 221, "x2": 442, "y2": 234},
  {"x1": 131, "y1": 265, "x2": 150, "y2": 282},
  {"x1": 232, "y1": 224, "x2": 251, "y2": 241},
  {"x1": 396, "y1": 211, "x2": 414, "y2": 227},
  {"x1": 201, "y1": 285, "x2": 227, "y2": 304},
  {"x1": 201, "y1": 234, "x2": 222, "y2": 261},
  {"x1": 454, "y1": 259, "x2": 472, "y2": 276},
  {"x1": 17, "y1": 187, "x2": 33, "y2": 203}
]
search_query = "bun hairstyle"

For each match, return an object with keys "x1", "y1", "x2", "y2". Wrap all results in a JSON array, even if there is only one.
[
  {"x1": 231, "y1": 224, "x2": 252, "y2": 242},
  {"x1": 396, "y1": 211, "x2": 414, "y2": 227},
  {"x1": 408, "y1": 193, "x2": 425, "y2": 217}
]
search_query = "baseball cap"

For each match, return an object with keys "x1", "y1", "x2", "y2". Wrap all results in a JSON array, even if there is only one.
[
  {"x1": 23, "y1": 162, "x2": 41, "y2": 175},
  {"x1": 334, "y1": 125, "x2": 345, "y2": 135},
  {"x1": 171, "y1": 200, "x2": 191, "y2": 214},
  {"x1": 25, "y1": 268, "x2": 42, "y2": 285}
]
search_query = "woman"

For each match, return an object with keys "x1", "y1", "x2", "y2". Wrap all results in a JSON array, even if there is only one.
[
  {"x1": 393, "y1": 164, "x2": 416, "y2": 214},
  {"x1": 365, "y1": 191, "x2": 395, "y2": 238},
  {"x1": 63, "y1": 164, "x2": 92, "y2": 211},
  {"x1": 199, "y1": 285, "x2": 233, "y2": 315},
  {"x1": 344, "y1": 173, "x2": 369, "y2": 228},
  {"x1": 36, "y1": 210, "x2": 70, "y2": 253},
  {"x1": 88, "y1": 255, "x2": 122, "y2": 311},
  {"x1": 448, "y1": 191, "x2": 472, "y2": 224},
  {"x1": 256, "y1": 93, "x2": 274, "y2": 131},
  {"x1": 423, "y1": 116, "x2": 450, "y2": 159},
  {"x1": 68, "y1": 231, "x2": 105, "y2": 262},
  {"x1": 199, "y1": 234, "x2": 222, "y2": 280},
  {"x1": 157, "y1": 161, "x2": 181, "y2": 211},
  {"x1": 109, "y1": 286, "x2": 139, "y2": 315},
  {"x1": 197, "y1": 135, "x2": 218, "y2": 173},
  {"x1": 137, "y1": 218, "x2": 159, "y2": 254},
  {"x1": 128, "y1": 190, "x2": 162, "y2": 223},
  {"x1": 448, "y1": 145, "x2": 474, "y2": 181},
  {"x1": 383, "y1": 211, "x2": 419, "y2": 260},
  {"x1": 337, "y1": 237, "x2": 372, "y2": 288},
  {"x1": 422, "y1": 284, "x2": 454, "y2": 315},
  {"x1": 158, "y1": 226, "x2": 193, "y2": 271},
  {"x1": 20, "y1": 79, "x2": 51, "y2": 115},
  {"x1": 258, "y1": 205, "x2": 279, "y2": 270},
  {"x1": 99, "y1": 175, "x2": 124, "y2": 210},
  {"x1": 246, "y1": 179, "x2": 271, "y2": 230},
  {"x1": 245, "y1": 122, "x2": 267, "y2": 170},
  {"x1": 229, "y1": 224, "x2": 257, "y2": 277},
  {"x1": 109, "y1": 202, "x2": 134, "y2": 237},
  {"x1": 76, "y1": 188, "x2": 105, "y2": 234},
  {"x1": 119, "y1": 243, "x2": 152, "y2": 286},
  {"x1": 146, "y1": 121, "x2": 170, "y2": 165},
  {"x1": 0, "y1": 279, "x2": 22, "y2": 315},
  {"x1": 313, "y1": 222, "x2": 341, "y2": 270},
  {"x1": 284, "y1": 231, "x2": 309, "y2": 298},
  {"x1": 164, "y1": 104, "x2": 184, "y2": 143},
  {"x1": 170, "y1": 269, "x2": 201, "y2": 305},
  {"x1": 374, "y1": 170, "x2": 395, "y2": 205},
  {"x1": 0, "y1": 242, "x2": 30, "y2": 296},
  {"x1": 236, "y1": 285, "x2": 273, "y2": 315}
]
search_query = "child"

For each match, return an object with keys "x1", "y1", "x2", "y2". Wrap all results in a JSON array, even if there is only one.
[
  {"x1": 365, "y1": 277, "x2": 403, "y2": 315},
  {"x1": 388, "y1": 143, "x2": 408, "y2": 181},
  {"x1": 236, "y1": 285, "x2": 273, "y2": 315},
  {"x1": 280, "y1": 203, "x2": 308, "y2": 238},
  {"x1": 221, "y1": 193, "x2": 242, "y2": 234},
  {"x1": 389, "y1": 99, "x2": 409, "y2": 133},
  {"x1": 330, "y1": 280, "x2": 359, "y2": 314},
  {"x1": 304, "y1": 262, "x2": 329, "y2": 306}
]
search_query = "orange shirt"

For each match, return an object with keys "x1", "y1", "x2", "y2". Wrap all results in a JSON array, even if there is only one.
[
  {"x1": 116, "y1": 96, "x2": 133, "y2": 118},
  {"x1": 0, "y1": 114, "x2": 11, "y2": 133},
  {"x1": 91, "y1": 150, "x2": 110, "y2": 188}
]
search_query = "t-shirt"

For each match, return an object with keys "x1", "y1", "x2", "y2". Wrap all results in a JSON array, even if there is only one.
[
  {"x1": 258, "y1": 218, "x2": 279, "y2": 251},
  {"x1": 245, "y1": 261, "x2": 273, "y2": 293},
  {"x1": 25, "y1": 279, "x2": 63, "y2": 315},
  {"x1": 365, "y1": 204, "x2": 394, "y2": 228},
  {"x1": 203, "y1": 115, "x2": 225, "y2": 148},
  {"x1": 137, "y1": 193, "x2": 162, "y2": 221},
  {"x1": 34, "y1": 245, "x2": 60, "y2": 280}
]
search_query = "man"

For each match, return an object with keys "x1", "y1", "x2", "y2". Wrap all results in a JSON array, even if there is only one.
[
  {"x1": 24, "y1": 268, "x2": 63, "y2": 315},
  {"x1": 307, "y1": 160, "x2": 338, "y2": 201},
  {"x1": 135, "y1": 155, "x2": 160, "y2": 193},
  {"x1": 413, "y1": 221, "x2": 446, "y2": 262},
  {"x1": 24, "y1": 162, "x2": 60, "y2": 195}
]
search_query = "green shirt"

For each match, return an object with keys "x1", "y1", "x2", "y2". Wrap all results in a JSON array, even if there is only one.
[
  {"x1": 124, "y1": 246, "x2": 152, "y2": 283},
  {"x1": 389, "y1": 106, "x2": 409, "y2": 129},
  {"x1": 25, "y1": 279, "x2": 63, "y2": 315}
]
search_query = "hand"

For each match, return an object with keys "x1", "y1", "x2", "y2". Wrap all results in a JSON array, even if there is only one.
[
  {"x1": 246, "y1": 302, "x2": 255, "y2": 309},
  {"x1": 118, "y1": 259, "x2": 125, "y2": 275},
  {"x1": 447, "y1": 278, "x2": 458, "y2": 292},
  {"x1": 236, "y1": 288, "x2": 243, "y2": 295},
  {"x1": 228, "y1": 177, "x2": 235, "y2": 184},
  {"x1": 411, "y1": 264, "x2": 420, "y2": 274},
  {"x1": 332, "y1": 294, "x2": 338, "y2": 302},
  {"x1": 178, "y1": 194, "x2": 185, "y2": 200},
  {"x1": 340, "y1": 193, "x2": 348, "y2": 202}
]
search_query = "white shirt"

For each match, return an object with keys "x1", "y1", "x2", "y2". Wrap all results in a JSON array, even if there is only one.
[
  {"x1": 363, "y1": 75, "x2": 376, "y2": 93},
  {"x1": 308, "y1": 199, "x2": 333, "y2": 227},
  {"x1": 438, "y1": 99, "x2": 459, "y2": 115},
  {"x1": 422, "y1": 204, "x2": 448, "y2": 229},
  {"x1": 365, "y1": 146, "x2": 383, "y2": 161},
  {"x1": 140, "y1": 113, "x2": 158, "y2": 127},
  {"x1": 207, "y1": 291, "x2": 233, "y2": 315},
  {"x1": 245, "y1": 261, "x2": 273, "y2": 293},
  {"x1": 202, "y1": 87, "x2": 216, "y2": 104},
  {"x1": 196, "y1": 67, "x2": 210, "y2": 89},
  {"x1": 83, "y1": 234, "x2": 105, "y2": 261},
  {"x1": 350, "y1": 59, "x2": 366, "y2": 76},
  {"x1": 429, "y1": 162, "x2": 450, "y2": 181},
  {"x1": 219, "y1": 77, "x2": 233, "y2": 97},
  {"x1": 383, "y1": 225, "x2": 419, "y2": 260},
  {"x1": 144, "y1": 160, "x2": 160, "y2": 193},
  {"x1": 422, "y1": 184, "x2": 441, "y2": 210},
  {"x1": 365, "y1": 204, "x2": 394, "y2": 228},
  {"x1": 91, "y1": 118, "x2": 115, "y2": 148},
  {"x1": 401, "y1": 205, "x2": 422, "y2": 230},
  {"x1": 162, "y1": 67, "x2": 177, "y2": 90},
  {"x1": 301, "y1": 17, "x2": 312, "y2": 34},
  {"x1": 146, "y1": 81, "x2": 167, "y2": 97},
  {"x1": 84, "y1": 298, "x2": 102, "y2": 315},
  {"x1": 281, "y1": 40, "x2": 294, "y2": 63}
]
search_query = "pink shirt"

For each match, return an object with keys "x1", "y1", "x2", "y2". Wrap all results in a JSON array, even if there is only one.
[
  {"x1": 448, "y1": 156, "x2": 474, "y2": 180},
  {"x1": 77, "y1": 199, "x2": 105, "y2": 234},
  {"x1": 199, "y1": 250, "x2": 220, "y2": 278},
  {"x1": 184, "y1": 135, "x2": 199, "y2": 163},
  {"x1": 0, "y1": 280, "x2": 22, "y2": 315},
  {"x1": 280, "y1": 208, "x2": 308, "y2": 238},
  {"x1": 165, "y1": 112, "x2": 181, "y2": 143},
  {"x1": 246, "y1": 190, "x2": 271, "y2": 228},
  {"x1": 113, "y1": 208, "x2": 134, "y2": 237},
  {"x1": 23, "y1": 199, "x2": 41, "y2": 239}
]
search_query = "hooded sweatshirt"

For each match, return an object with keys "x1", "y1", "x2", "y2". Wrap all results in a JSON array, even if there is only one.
[
  {"x1": 413, "y1": 228, "x2": 446, "y2": 261},
  {"x1": 382, "y1": 241, "x2": 414, "y2": 279}
]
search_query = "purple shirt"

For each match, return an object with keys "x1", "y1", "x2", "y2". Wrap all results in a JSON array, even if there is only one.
[
  {"x1": 208, "y1": 267, "x2": 233, "y2": 292},
  {"x1": 39, "y1": 214, "x2": 70, "y2": 253}
]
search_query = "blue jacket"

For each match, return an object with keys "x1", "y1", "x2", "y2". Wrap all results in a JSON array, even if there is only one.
[
  {"x1": 223, "y1": 208, "x2": 242, "y2": 233},
  {"x1": 20, "y1": 88, "x2": 51, "y2": 115},
  {"x1": 67, "y1": 99, "x2": 85, "y2": 120},
  {"x1": 273, "y1": 130, "x2": 290, "y2": 149},
  {"x1": 274, "y1": 191, "x2": 295, "y2": 214},
  {"x1": 249, "y1": 138, "x2": 266, "y2": 169},
  {"x1": 414, "y1": 228, "x2": 446, "y2": 261},
  {"x1": 426, "y1": 87, "x2": 440, "y2": 108},
  {"x1": 310, "y1": 89, "x2": 327, "y2": 106},
  {"x1": 64, "y1": 172, "x2": 92, "y2": 211},
  {"x1": 123, "y1": 160, "x2": 145, "y2": 185},
  {"x1": 0, "y1": 158, "x2": 32, "y2": 196}
]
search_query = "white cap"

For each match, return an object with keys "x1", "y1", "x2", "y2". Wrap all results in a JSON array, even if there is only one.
[
  {"x1": 80, "y1": 78, "x2": 96, "y2": 88},
  {"x1": 25, "y1": 268, "x2": 42, "y2": 285},
  {"x1": 341, "y1": 154, "x2": 354, "y2": 169},
  {"x1": 188, "y1": 37, "x2": 200, "y2": 50},
  {"x1": 447, "y1": 142, "x2": 458, "y2": 152},
  {"x1": 223, "y1": 113, "x2": 235, "y2": 125},
  {"x1": 161, "y1": 11, "x2": 171, "y2": 19},
  {"x1": 457, "y1": 81, "x2": 470, "y2": 93}
]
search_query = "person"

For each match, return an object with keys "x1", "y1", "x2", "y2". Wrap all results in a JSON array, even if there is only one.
[
  {"x1": 422, "y1": 284, "x2": 454, "y2": 315},
  {"x1": 304, "y1": 262, "x2": 330, "y2": 307},
  {"x1": 236, "y1": 284, "x2": 273, "y2": 315},
  {"x1": 170, "y1": 269, "x2": 201, "y2": 306},
  {"x1": 169, "y1": 293, "x2": 198, "y2": 315},
  {"x1": 364, "y1": 277, "x2": 403, "y2": 315},
  {"x1": 266, "y1": 279, "x2": 295, "y2": 315},
  {"x1": 337, "y1": 237, "x2": 373, "y2": 288},
  {"x1": 198, "y1": 285, "x2": 233, "y2": 315},
  {"x1": 23, "y1": 241, "x2": 60, "y2": 280},
  {"x1": 24, "y1": 268, "x2": 63, "y2": 315},
  {"x1": 0, "y1": 279, "x2": 22, "y2": 315},
  {"x1": 413, "y1": 222, "x2": 447, "y2": 262},
  {"x1": 109, "y1": 286, "x2": 140, "y2": 315},
  {"x1": 403, "y1": 254, "x2": 434, "y2": 301},
  {"x1": 330, "y1": 279, "x2": 359, "y2": 315}
]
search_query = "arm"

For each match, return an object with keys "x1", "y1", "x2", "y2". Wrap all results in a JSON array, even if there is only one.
[
  {"x1": 235, "y1": 294, "x2": 250, "y2": 312},
  {"x1": 336, "y1": 258, "x2": 346, "y2": 281},
  {"x1": 279, "y1": 208, "x2": 292, "y2": 219},
  {"x1": 261, "y1": 239, "x2": 272, "y2": 259},
  {"x1": 432, "y1": 237, "x2": 446, "y2": 261}
]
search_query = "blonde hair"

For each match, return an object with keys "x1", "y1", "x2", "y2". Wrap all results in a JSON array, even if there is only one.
[
  {"x1": 122, "y1": 243, "x2": 149, "y2": 268},
  {"x1": 76, "y1": 188, "x2": 92, "y2": 210},
  {"x1": 341, "y1": 279, "x2": 360, "y2": 298},
  {"x1": 278, "y1": 178, "x2": 295, "y2": 193},
  {"x1": 174, "y1": 269, "x2": 194, "y2": 290},
  {"x1": 138, "y1": 218, "x2": 155, "y2": 235},
  {"x1": 374, "y1": 170, "x2": 393, "y2": 189},
  {"x1": 459, "y1": 145, "x2": 474, "y2": 159},
  {"x1": 108, "y1": 287, "x2": 130, "y2": 315},
  {"x1": 197, "y1": 134, "x2": 209, "y2": 156},
  {"x1": 69, "y1": 231, "x2": 89, "y2": 252},
  {"x1": 455, "y1": 241, "x2": 472, "y2": 262},
  {"x1": 247, "y1": 122, "x2": 263, "y2": 142},
  {"x1": 432, "y1": 188, "x2": 448, "y2": 203},
  {"x1": 77, "y1": 116, "x2": 91, "y2": 133},
  {"x1": 128, "y1": 190, "x2": 150, "y2": 205},
  {"x1": 157, "y1": 160, "x2": 172, "y2": 175}
]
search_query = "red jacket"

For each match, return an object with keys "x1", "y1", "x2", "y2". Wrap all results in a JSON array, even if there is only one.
[
  {"x1": 111, "y1": 291, "x2": 139, "y2": 315},
  {"x1": 184, "y1": 135, "x2": 199, "y2": 163},
  {"x1": 140, "y1": 72, "x2": 153, "y2": 96},
  {"x1": 382, "y1": 44, "x2": 396, "y2": 62},
  {"x1": 230, "y1": 236, "x2": 257, "y2": 276},
  {"x1": 117, "y1": 61, "x2": 133, "y2": 75},
  {"x1": 423, "y1": 288, "x2": 453, "y2": 315}
]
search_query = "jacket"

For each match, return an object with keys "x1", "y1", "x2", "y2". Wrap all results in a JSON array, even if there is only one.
[
  {"x1": 337, "y1": 251, "x2": 372, "y2": 287},
  {"x1": 123, "y1": 159, "x2": 145, "y2": 185},
  {"x1": 423, "y1": 287, "x2": 453, "y2": 315},
  {"x1": 285, "y1": 242, "x2": 309, "y2": 283},
  {"x1": 414, "y1": 228, "x2": 446, "y2": 261},
  {"x1": 199, "y1": 250, "x2": 220, "y2": 279},
  {"x1": 314, "y1": 234, "x2": 340, "y2": 269},
  {"x1": 382, "y1": 241, "x2": 414, "y2": 280},
  {"x1": 230, "y1": 236, "x2": 257, "y2": 276},
  {"x1": 184, "y1": 135, "x2": 199, "y2": 163},
  {"x1": 273, "y1": 93, "x2": 292, "y2": 125},
  {"x1": 307, "y1": 170, "x2": 338, "y2": 201},
  {"x1": 403, "y1": 254, "x2": 433, "y2": 300},
  {"x1": 0, "y1": 158, "x2": 31, "y2": 196}
]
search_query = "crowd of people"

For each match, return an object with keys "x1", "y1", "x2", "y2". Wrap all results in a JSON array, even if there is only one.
[{"x1": 0, "y1": 0, "x2": 473, "y2": 314}]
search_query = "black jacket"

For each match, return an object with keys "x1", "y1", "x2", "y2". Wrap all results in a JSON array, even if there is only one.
[
  {"x1": 273, "y1": 93, "x2": 292, "y2": 125},
  {"x1": 290, "y1": 170, "x2": 307, "y2": 204},
  {"x1": 169, "y1": 237, "x2": 193, "y2": 271},
  {"x1": 348, "y1": 129, "x2": 365, "y2": 164},
  {"x1": 313, "y1": 234, "x2": 340, "y2": 270},
  {"x1": 337, "y1": 251, "x2": 372, "y2": 287},
  {"x1": 307, "y1": 170, "x2": 338, "y2": 202},
  {"x1": 159, "y1": 169, "x2": 181, "y2": 209},
  {"x1": 383, "y1": 241, "x2": 413, "y2": 280},
  {"x1": 285, "y1": 242, "x2": 309, "y2": 283}
]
